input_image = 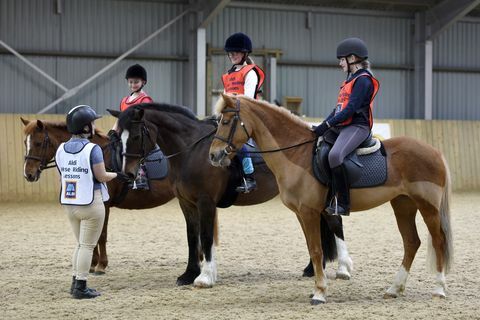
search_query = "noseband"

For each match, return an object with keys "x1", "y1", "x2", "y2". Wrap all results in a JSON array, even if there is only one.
[
  {"x1": 213, "y1": 99, "x2": 251, "y2": 155},
  {"x1": 24, "y1": 129, "x2": 56, "y2": 171}
]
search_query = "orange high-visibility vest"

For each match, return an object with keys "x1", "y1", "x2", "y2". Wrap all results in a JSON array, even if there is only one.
[
  {"x1": 335, "y1": 73, "x2": 379, "y2": 128},
  {"x1": 221, "y1": 65, "x2": 265, "y2": 99},
  {"x1": 120, "y1": 92, "x2": 153, "y2": 112}
]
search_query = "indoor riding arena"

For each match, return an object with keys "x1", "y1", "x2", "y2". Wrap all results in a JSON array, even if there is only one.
[{"x1": 2, "y1": 1, "x2": 480, "y2": 319}]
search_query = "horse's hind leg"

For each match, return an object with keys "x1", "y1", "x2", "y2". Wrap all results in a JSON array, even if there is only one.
[
  {"x1": 176, "y1": 200, "x2": 201, "y2": 286},
  {"x1": 384, "y1": 195, "x2": 420, "y2": 298},
  {"x1": 194, "y1": 196, "x2": 218, "y2": 288},
  {"x1": 416, "y1": 199, "x2": 450, "y2": 298}
]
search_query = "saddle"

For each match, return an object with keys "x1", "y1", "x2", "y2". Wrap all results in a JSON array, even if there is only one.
[{"x1": 313, "y1": 133, "x2": 387, "y2": 188}]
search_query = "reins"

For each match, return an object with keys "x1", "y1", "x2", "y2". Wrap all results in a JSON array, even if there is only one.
[{"x1": 214, "y1": 99, "x2": 316, "y2": 155}]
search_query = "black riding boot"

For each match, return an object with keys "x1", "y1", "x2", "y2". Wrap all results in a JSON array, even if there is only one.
[
  {"x1": 236, "y1": 173, "x2": 257, "y2": 193},
  {"x1": 325, "y1": 165, "x2": 350, "y2": 216},
  {"x1": 70, "y1": 276, "x2": 98, "y2": 295},
  {"x1": 72, "y1": 280, "x2": 101, "y2": 299}
]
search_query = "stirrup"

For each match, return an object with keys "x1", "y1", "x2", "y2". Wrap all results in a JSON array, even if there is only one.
[{"x1": 325, "y1": 196, "x2": 349, "y2": 216}]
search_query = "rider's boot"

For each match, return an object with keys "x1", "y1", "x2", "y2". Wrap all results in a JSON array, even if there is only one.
[{"x1": 325, "y1": 164, "x2": 350, "y2": 216}]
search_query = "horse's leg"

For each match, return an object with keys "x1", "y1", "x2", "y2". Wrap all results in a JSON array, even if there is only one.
[
  {"x1": 417, "y1": 200, "x2": 450, "y2": 298},
  {"x1": 176, "y1": 199, "x2": 202, "y2": 286},
  {"x1": 91, "y1": 247, "x2": 99, "y2": 273},
  {"x1": 92, "y1": 204, "x2": 110, "y2": 275},
  {"x1": 335, "y1": 235, "x2": 353, "y2": 280},
  {"x1": 384, "y1": 195, "x2": 420, "y2": 298},
  {"x1": 194, "y1": 196, "x2": 217, "y2": 288},
  {"x1": 296, "y1": 208, "x2": 327, "y2": 304}
]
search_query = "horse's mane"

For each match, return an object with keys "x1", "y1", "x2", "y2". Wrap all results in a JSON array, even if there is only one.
[
  {"x1": 23, "y1": 119, "x2": 106, "y2": 139},
  {"x1": 215, "y1": 95, "x2": 311, "y2": 130},
  {"x1": 134, "y1": 103, "x2": 198, "y2": 120}
]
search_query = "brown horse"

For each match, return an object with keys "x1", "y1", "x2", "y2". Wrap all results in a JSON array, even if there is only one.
[
  {"x1": 209, "y1": 94, "x2": 453, "y2": 304},
  {"x1": 114, "y1": 103, "x2": 355, "y2": 287},
  {"x1": 21, "y1": 118, "x2": 175, "y2": 274}
]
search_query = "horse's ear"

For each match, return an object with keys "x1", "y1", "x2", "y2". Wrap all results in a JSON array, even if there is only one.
[
  {"x1": 107, "y1": 109, "x2": 121, "y2": 118},
  {"x1": 221, "y1": 93, "x2": 235, "y2": 107},
  {"x1": 20, "y1": 117, "x2": 30, "y2": 126},
  {"x1": 36, "y1": 120, "x2": 44, "y2": 130},
  {"x1": 133, "y1": 107, "x2": 145, "y2": 120}
]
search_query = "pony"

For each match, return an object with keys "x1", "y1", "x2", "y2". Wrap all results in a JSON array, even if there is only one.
[
  {"x1": 209, "y1": 94, "x2": 453, "y2": 304},
  {"x1": 112, "y1": 102, "x2": 353, "y2": 287},
  {"x1": 21, "y1": 118, "x2": 175, "y2": 274}
]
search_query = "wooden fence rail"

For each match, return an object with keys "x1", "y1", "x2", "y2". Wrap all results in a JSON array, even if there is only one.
[{"x1": 1, "y1": 114, "x2": 479, "y2": 202}]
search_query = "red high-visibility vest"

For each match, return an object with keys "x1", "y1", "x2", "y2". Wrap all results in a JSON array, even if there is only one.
[
  {"x1": 335, "y1": 73, "x2": 379, "y2": 128},
  {"x1": 221, "y1": 65, "x2": 265, "y2": 99},
  {"x1": 120, "y1": 92, "x2": 153, "y2": 111}
]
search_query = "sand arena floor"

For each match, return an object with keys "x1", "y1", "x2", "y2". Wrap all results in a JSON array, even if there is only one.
[{"x1": 1, "y1": 193, "x2": 479, "y2": 319}]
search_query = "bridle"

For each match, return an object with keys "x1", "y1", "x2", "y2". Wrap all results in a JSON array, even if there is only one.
[
  {"x1": 24, "y1": 129, "x2": 57, "y2": 171},
  {"x1": 213, "y1": 98, "x2": 316, "y2": 156},
  {"x1": 213, "y1": 99, "x2": 251, "y2": 155},
  {"x1": 121, "y1": 120, "x2": 156, "y2": 162}
]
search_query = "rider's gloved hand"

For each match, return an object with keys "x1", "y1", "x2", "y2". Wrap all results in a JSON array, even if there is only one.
[
  {"x1": 313, "y1": 121, "x2": 330, "y2": 137},
  {"x1": 108, "y1": 129, "x2": 120, "y2": 141}
]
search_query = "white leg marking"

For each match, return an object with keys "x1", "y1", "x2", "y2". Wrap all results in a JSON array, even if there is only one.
[
  {"x1": 385, "y1": 265, "x2": 409, "y2": 298},
  {"x1": 194, "y1": 245, "x2": 217, "y2": 288},
  {"x1": 432, "y1": 271, "x2": 446, "y2": 298},
  {"x1": 120, "y1": 130, "x2": 129, "y2": 173},
  {"x1": 335, "y1": 236, "x2": 353, "y2": 280},
  {"x1": 23, "y1": 135, "x2": 31, "y2": 178}
]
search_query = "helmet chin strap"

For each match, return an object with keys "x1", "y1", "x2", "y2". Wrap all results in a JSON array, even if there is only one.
[
  {"x1": 227, "y1": 52, "x2": 248, "y2": 73},
  {"x1": 346, "y1": 56, "x2": 365, "y2": 79}
]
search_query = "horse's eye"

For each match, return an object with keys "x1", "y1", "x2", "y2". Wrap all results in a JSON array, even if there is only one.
[{"x1": 222, "y1": 119, "x2": 230, "y2": 125}]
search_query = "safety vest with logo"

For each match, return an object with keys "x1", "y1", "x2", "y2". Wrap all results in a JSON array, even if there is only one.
[
  {"x1": 120, "y1": 92, "x2": 153, "y2": 112},
  {"x1": 335, "y1": 73, "x2": 380, "y2": 128},
  {"x1": 221, "y1": 65, "x2": 265, "y2": 99},
  {"x1": 56, "y1": 142, "x2": 109, "y2": 205}
]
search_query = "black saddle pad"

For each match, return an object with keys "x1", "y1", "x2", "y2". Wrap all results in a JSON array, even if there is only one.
[
  {"x1": 144, "y1": 146, "x2": 169, "y2": 180},
  {"x1": 313, "y1": 139, "x2": 387, "y2": 188}
]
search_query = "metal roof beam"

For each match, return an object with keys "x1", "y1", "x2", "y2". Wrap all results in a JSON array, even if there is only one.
[
  {"x1": 426, "y1": 0, "x2": 480, "y2": 39},
  {"x1": 197, "y1": 0, "x2": 231, "y2": 28}
]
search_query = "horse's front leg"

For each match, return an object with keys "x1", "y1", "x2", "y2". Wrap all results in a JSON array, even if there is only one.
[
  {"x1": 93, "y1": 204, "x2": 110, "y2": 274},
  {"x1": 296, "y1": 207, "x2": 328, "y2": 304},
  {"x1": 176, "y1": 199, "x2": 201, "y2": 286},
  {"x1": 193, "y1": 196, "x2": 218, "y2": 288}
]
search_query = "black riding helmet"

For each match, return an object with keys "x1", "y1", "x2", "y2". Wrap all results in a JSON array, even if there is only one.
[
  {"x1": 66, "y1": 105, "x2": 102, "y2": 135},
  {"x1": 125, "y1": 64, "x2": 147, "y2": 82},
  {"x1": 336, "y1": 37, "x2": 368, "y2": 60},
  {"x1": 224, "y1": 33, "x2": 252, "y2": 53}
]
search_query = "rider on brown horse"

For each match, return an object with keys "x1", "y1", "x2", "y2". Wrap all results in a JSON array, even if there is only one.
[{"x1": 314, "y1": 38, "x2": 380, "y2": 216}]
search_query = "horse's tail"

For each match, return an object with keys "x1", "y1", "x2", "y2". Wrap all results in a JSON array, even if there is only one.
[
  {"x1": 321, "y1": 214, "x2": 338, "y2": 263},
  {"x1": 427, "y1": 155, "x2": 453, "y2": 273},
  {"x1": 213, "y1": 210, "x2": 219, "y2": 246}
]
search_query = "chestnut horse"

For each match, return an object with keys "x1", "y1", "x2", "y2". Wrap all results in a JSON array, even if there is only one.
[
  {"x1": 113, "y1": 103, "x2": 353, "y2": 287},
  {"x1": 21, "y1": 118, "x2": 175, "y2": 274},
  {"x1": 209, "y1": 94, "x2": 453, "y2": 304}
]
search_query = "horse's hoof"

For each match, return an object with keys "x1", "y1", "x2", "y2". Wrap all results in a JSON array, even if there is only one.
[
  {"x1": 303, "y1": 270, "x2": 314, "y2": 278},
  {"x1": 94, "y1": 271, "x2": 106, "y2": 276},
  {"x1": 432, "y1": 293, "x2": 446, "y2": 299},
  {"x1": 383, "y1": 292, "x2": 398, "y2": 299},
  {"x1": 336, "y1": 272, "x2": 350, "y2": 280},
  {"x1": 193, "y1": 275, "x2": 214, "y2": 288},
  {"x1": 310, "y1": 298, "x2": 326, "y2": 305},
  {"x1": 176, "y1": 272, "x2": 197, "y2": 286}
]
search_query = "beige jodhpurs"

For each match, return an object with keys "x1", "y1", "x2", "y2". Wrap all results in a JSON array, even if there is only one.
[{"x1": 63, "y1": 190, "x2": 105, "y2": 280}]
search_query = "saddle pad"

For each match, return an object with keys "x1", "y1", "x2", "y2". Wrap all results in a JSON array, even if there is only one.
[
  {"x1": 313, "y1": 142, "x2": 387, "y2": 189},
  {"x1": 144, "y1": 146, "x2": 169, "y2": 180}
]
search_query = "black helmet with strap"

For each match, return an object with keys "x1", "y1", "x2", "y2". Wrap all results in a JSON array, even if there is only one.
[
  {"x1": 125, "y1": 64, "x2": 147, "y2": 82},
  {"x1": 336, "y1": 37, "x2": 368, "y2": 60},
  {"x1": 224, "y1": 32, "x2": 253, "y2": 53},
  {"x1": 66, "y1": 105, "x2": 102, "y2": 135}
]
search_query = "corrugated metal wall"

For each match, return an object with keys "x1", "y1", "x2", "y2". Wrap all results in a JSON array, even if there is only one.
[
  {"x1": 2, "y1": 1, "x2": 480, "y2": 119},
  {"x1": 0, "y1": 0, "x2": 188, "y2": 114}
]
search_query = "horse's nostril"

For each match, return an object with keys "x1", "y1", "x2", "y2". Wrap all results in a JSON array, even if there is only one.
[{"x1": 209, "y1": 153, "x2": 215, "y2": 162}]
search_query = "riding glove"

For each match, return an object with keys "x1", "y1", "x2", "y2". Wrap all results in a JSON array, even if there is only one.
[
  {"x1": 115, "y1": 172, "x2": 131, "y2": 183},
  {"x1": 314, "y1": 121, "x2": 330, "y2": 137}
]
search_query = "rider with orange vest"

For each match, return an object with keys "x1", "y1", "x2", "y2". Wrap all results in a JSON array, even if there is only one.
[
  {"x1": 314, "y1": 37, "x2": 380, "y2": 216},
  {"x1": 222, "y1": 33, "x2": 265, "y2": 193}
]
